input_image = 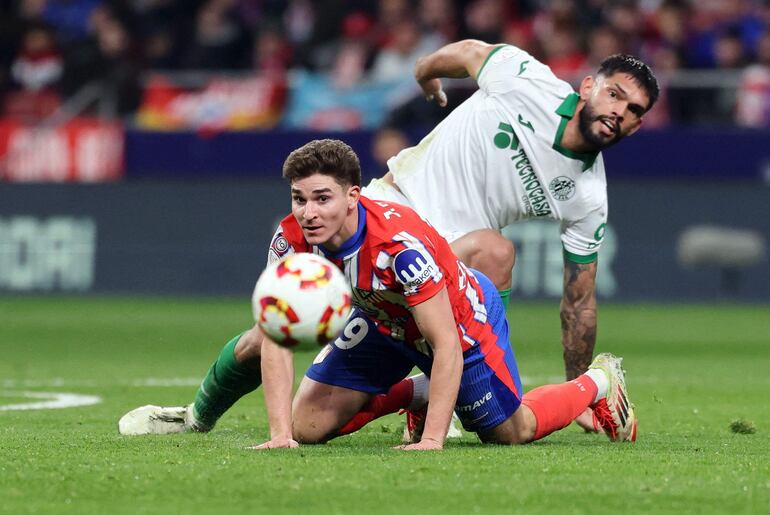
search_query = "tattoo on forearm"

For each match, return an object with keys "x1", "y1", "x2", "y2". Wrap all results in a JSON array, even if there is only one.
[{"x1": 561, "y1": 261, "x2": 598, "y2": 380}]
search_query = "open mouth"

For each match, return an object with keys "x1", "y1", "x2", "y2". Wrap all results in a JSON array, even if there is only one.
[{"x1": 599, "y1": 118, "x2": 618, "y2": 136}]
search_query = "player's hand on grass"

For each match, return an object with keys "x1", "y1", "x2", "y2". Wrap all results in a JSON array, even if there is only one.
[
  {"x1": 395, "y1": 438, "x2": 443, "y2": 451},
  {"x1": 249, "y1": 437, "x2": 299, "y2": 450},
  {"x1": 420, "y1": 78, "x2": 448, "y2": 107}
]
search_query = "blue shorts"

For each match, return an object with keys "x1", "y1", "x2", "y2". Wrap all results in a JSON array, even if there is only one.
[{"x1": 305, "y1": 270, "x2": 523, "y2": 432}]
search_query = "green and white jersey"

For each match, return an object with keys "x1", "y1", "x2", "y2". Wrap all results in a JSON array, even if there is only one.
[{"x1": 387, "y1": 44, "x2": 608, "y2": 263}]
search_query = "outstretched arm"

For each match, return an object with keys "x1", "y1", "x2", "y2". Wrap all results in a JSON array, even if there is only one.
[
  {"x1": 560, "y1": 259, "x2": 598, "y2": 380},
  {"x1": 413, "y1": 39, "x2": 499, "y2": 106},
  {"x1": 253, "y1": 332, "x2": 298, "y2": 449},
  {"x1": 400, "y1": 287, "x2": 463, "y2": 450}
]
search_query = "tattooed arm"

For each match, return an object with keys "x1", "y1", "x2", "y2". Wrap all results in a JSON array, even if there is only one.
[{"x1": 560, "y1": 259, "x2": 598, "y2": 380}]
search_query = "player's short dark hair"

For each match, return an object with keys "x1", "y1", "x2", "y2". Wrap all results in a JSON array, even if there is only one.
[
  {"x1": 597, "y1": 54, "x2": 660, "y2": 112},
  {"x1": 282, "y1": 139, "x2": 362, "y2": 187}
]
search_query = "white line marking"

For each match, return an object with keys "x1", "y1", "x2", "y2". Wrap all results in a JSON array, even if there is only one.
[
  {"x1": 0, "y1": 391, "x2": 102, "y2": 411},
  {"x1": 1, "y1": 378, "x2": 98, "y2": 388}
]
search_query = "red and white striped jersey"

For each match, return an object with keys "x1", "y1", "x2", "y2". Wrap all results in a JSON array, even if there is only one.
[{"x1": 269, "y1": 196, "x2": 497, "y2": 353}]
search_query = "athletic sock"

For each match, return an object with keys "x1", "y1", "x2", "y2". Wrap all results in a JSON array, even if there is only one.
[
  {"x1": 498, "y1": 288, "x2": 511, "y2": 310},
  {"x1": 337, "y1": 377, "x2": 415, "y2": 435},
  {"x1": 407, "y1": 373, "x2": 429, "y2": 409},
  {"x1": 584, "y1": 368, "x2": 609, "y2": 403},
  {"x1": 521, "y1": 374, "x2": 598, "y2": 441},
  {"x1": 192, "y1": 332, "x2": 262, "y2": 430}
]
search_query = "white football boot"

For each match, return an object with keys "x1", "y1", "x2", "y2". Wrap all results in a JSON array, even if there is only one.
[
  {"x1": 588, "y1": 353, "x2": 637, "y2": 442},
  {"x1": 118, "y1": 404, "x2": 209, "y2": 435},
  {"x1": 402, "y1": 410, "x2": 462, "y2": 444},
  {"x1": 447, "y1": 413, "x2": 463, "y2": 438}
]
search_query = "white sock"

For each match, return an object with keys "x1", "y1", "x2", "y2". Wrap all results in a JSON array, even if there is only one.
[
  {"x1": 407, "y1": 373, "x2": 430, "y2": 410},
  {"x1": 585, "y1": 368, "x2": 609, "y2": 404}
]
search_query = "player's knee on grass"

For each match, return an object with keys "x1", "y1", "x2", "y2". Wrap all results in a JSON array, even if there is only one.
[
  {"x1": 233, "y1": 324, "x2": 263, "y2": 368},
  {"x1": 476, "y1": 406, "x2": 536, "y2": 445},
  {"x1": 450, "y1": 230, "x2": 515, "y2": 290},
  {"x1": 292, "y1": 377, "x2": 372, "y2": 444},
  {"x1": 290, "y1": 421, "x2": 331, "y2": 445}
]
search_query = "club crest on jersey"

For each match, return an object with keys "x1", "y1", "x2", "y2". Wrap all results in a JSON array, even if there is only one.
[
  {"x1": 268, "y1": 233, "x2": 292, "y2": 265},
  {"x1": 393, "y1": 248, "x2": 440, "y2": 294},
  {"x1": 549, "y1": 176, "x2": 576, "y2": 201},
  {"x1": 271, "y1": 235, "x2": 290, "y2": 255}
]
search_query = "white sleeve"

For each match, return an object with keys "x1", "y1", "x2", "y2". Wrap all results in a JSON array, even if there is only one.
[
  {"x1": 560, "y1": 206, "x2": 608, "y2": 263},
  {"x1": 476, "y1": 45, "x2": 557, "y2": 96},
  {"x1": 266, "y1": 226, "x2": 294, "y2": 266}
]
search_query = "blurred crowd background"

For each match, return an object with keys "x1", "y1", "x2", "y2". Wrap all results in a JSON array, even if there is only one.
[
  {"x1": 3, "y1": 0, "x2": 770, "y2": 130},
  {"x1": 1, "y1": 0, "x2": 768, "y2": 300}
]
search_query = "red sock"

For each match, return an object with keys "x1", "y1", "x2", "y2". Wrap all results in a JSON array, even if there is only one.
[
  {"x1": 521, "y1": 375, "x2": 598, "y2": 441},
  {"x1": 337, "y1": 378, "x2": 414, "y2": 435}
]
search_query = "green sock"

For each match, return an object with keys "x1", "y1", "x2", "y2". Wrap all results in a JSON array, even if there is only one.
[
  {"x1": 498, "y1": 288, "x2": 511, "y2": 310},
  {"x1": 192, "y1": 332, "x2": 262, "y2": 430}
]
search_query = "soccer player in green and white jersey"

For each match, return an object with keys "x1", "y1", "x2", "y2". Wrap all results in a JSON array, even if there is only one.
[
  {"x1": 360, "y1": 40, "x2": 657, "y2": 431},
  {"x1": 119, "y1": 40, "x2": 658, "y2": 437}
]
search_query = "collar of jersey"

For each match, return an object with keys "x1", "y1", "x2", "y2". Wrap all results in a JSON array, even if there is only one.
[
  {"x1": 552, "y1": 92, "x2": 599, "y2": 171},
  {"x1": 319, "y1": 202, "x2": 367, "y2": 259}
]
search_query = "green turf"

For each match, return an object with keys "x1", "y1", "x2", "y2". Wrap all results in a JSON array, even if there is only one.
[{"x1": 1, "y1": 297, "x2": 768, "y2": 514}]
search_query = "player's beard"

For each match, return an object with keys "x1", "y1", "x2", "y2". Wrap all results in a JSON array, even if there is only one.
[{"x1": 578, "y1": 101, "x2": 623, "y2": 151}]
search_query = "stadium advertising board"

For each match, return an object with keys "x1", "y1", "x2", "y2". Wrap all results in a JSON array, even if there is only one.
[
  {"x1": 282, "y1": 71, "x2": 416, "y2": 130},
  {"x1": 0, "y1": 216, "x2": 95, "y2": 291},
  {"x1": 0, "y1": 119, "x2": 124, "y2": 182},
  {"x1": 0, "y1": 180, "x2": 767, "y2": 300},
  {"x1": 136, "y1": 74, "x2": 286, "y2": 131},
  {"x1": 122, "y1": 128, "x2": 770, "y2": 181}
]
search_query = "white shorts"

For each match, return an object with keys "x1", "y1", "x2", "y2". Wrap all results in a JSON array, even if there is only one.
[
  {"x1": 361, "y1": 177, "x2": 411, "y2": 205},
  {"x1": 361, "y1": 178, "x2": 466, "y2": 243}
]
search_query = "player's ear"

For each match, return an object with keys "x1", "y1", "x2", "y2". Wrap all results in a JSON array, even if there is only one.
[
  {"x1": 347, "y1": 185, "x2": 361, "y2": 208},
  {"x1": 579, "y1": 75, "x2": 595, "y2": 100}
]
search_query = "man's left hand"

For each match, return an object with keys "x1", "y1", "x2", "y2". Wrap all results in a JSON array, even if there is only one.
[{"x1": 394, "y1": 438, "x2": 443, "y2": 451}]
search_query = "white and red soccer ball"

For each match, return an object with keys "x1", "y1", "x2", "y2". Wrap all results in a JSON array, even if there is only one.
[{"x1": 252, "y1": 253, "x2": 352, "y2": 349}]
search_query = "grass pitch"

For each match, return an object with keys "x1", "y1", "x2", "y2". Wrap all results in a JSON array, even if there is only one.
[{"x1": 1, "y1": 297, "x2": 768, "y2": 514}]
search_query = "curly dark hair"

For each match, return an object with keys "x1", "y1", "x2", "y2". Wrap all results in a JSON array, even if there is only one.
[
  {"x1": 282, "y1": 139, "x2": 362, "y2": 187},
  {"x1": 597, "y1": 54, "x2": 660, "y2": 112}
]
